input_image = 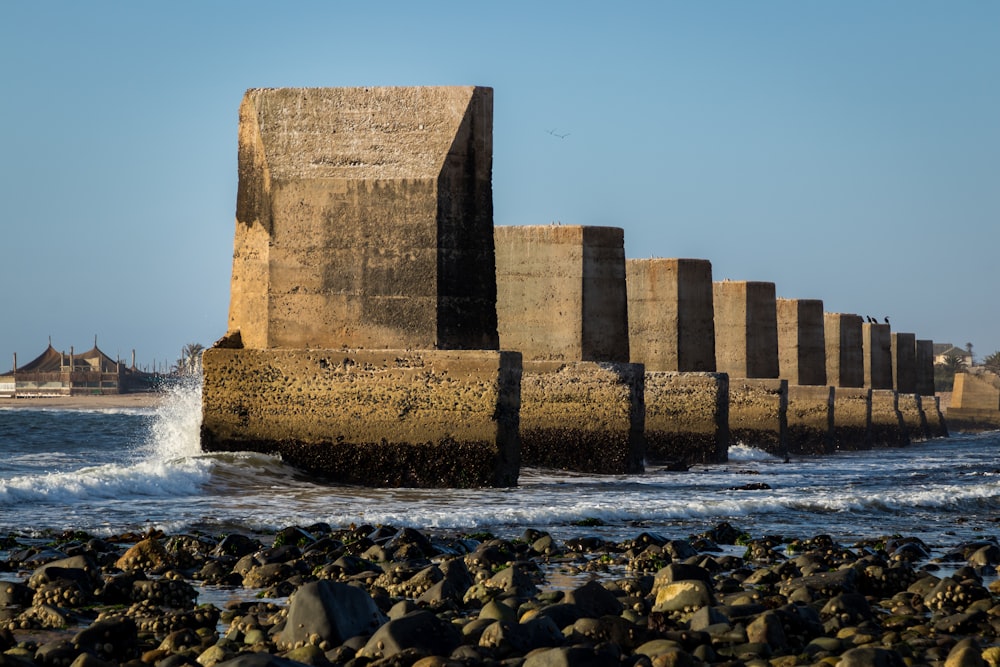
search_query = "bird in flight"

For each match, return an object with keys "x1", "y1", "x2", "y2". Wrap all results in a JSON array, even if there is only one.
[{"x1": 546, "y1": 128, "x2": 570, "y2": 139}]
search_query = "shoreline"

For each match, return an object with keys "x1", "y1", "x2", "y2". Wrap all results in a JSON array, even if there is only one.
[{"x1": 0, "y1": 392, "x2": 164, "y2": 410}]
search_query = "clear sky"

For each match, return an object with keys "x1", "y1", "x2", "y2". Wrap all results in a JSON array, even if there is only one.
[{"x1": 2, "y1": 2, "x2": 997, "y2": 371}]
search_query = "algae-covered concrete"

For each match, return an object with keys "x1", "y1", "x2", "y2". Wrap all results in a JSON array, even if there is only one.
[
  {"x1": 897, "y1": 392, "x2": 928, "y2": 442},
  {"x1": 870, "y1": 389, "x2": 908, "y2": 447},
  {"x1": 517, "y1": 360, "x2": 644, "y2": 474},
  {"x1": 830, "y1": 387, "x2": 872, "y2": 451},
  {"x1": 824, "y1": 313, "x2": 864, "y2": 389},
  {"x1": 922, "y1": 395, "x2": 949, "y2": 437},
  {"x1": 643, "y1": 371, "x2": 729, "y2": 466},
  {"x1": 626, "y1": 258, "x2": 715, "y2": 372},
  {"x1": 202, "y1": 348, "x2": 521, "y2": 487},
  {"x1": 713, "y1": 281, "x2": 779, "y2": 380},
  {"x1": 728, "y1": 378, "x2": 787, "y2": 458},
  {"x1": 786, "y1": 384, "x2": 833, "y2": 455},
  {"x1": 777, "y1": 299, "x2": 826, "y2": 386},
  {"x1": 229, "y1": 86, "x2": 497, "y2": 352}
]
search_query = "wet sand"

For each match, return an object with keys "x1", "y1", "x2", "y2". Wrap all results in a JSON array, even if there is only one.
[{"x1": 0, "y1": 392, "x2": 164, "y2": 410}]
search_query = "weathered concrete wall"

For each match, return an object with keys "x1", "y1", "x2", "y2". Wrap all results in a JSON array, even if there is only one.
[
  {"x1": 897, "y1": 392, "x2": 928, "y2": 442},
  {"x1": 713, "y1": 281, "x2": 779, "y2": 379},
  {"x1": 824, "y1": 313, "x2": 864, "y2": 388},
  {"x1": 201, "y1": 348, "x2": 521, "y2": 487},
  {"x1": 777, "y1": 299, "x2": 827, "y2": 386},
  {"x1": 947, "y1": 371, "x2": 1000, "y2": 431},
  {"x1": 626, "y1": 258, "x2": 715, "y2": 372},
  {"x1": 786, "y1": 384, "x2": 834, "y2": 455},
  {"x1": 830, "y1": 387, "x2": 872, "y2": 451},
  {"x1": 728, "y1": 378, "x2": 787, "y2": 457},
  {"x1": 870, "y1": 389, "x2": 908, "y2": 447},
  {"x1": 922, "y1": 395, "x2": 949, "y2": 437},
  {"x1": 863, "y1": 323, "x2": 893, "y2": 390},
  {"x1": 891, "y1": 333, "x2": 917, "y2": 394},
  {"x1": 228, "y1": 86, "x2": 498, "y2": 351},
  {"x1": 495, "y1": 226, "x2": 629, "y2": 363},
  {"x1": 518, "y1": 361, "x2": 644, "y2": 474},
  {"x1": 644, "y1": 371, "x2": 729, "y2": 467},
  {"x1": 915, "y1": 339, "x2": 936, "y2": 397}
]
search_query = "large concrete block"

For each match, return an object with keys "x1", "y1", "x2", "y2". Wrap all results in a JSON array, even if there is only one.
[
  {"x1": 891, "y1": 333, "x2": 917, "y2": 394},
  {"x1": 921, "y1": 395, "x2": 949, "y2": 437},
  {"x1": 728, "y1": 378, "x2": 787, "y2": 457},
  {"x1": 947, "y1": 371, "x2": 1000, "y2": 431},
  {"x1": 713, "y1": 281, "x2": 779, "y2": 379},
  {"x1": 644, "y1": 371, "x2": 729, "y2": 467},
  {"x1": 518, "y1": 360, "x2": 644, "y2": 474},
  {"x1": 626, "y1": 259, "x2": 715, "y2": 372},
  {"x1": 870, "y1": 389, "x2": 908, "y2": 447},
  {"x1": 862, "y1": 323, "x2": 893, "y2": 390},
  {"x1": 786, "y1": 384, "x2": 833, "y2": 455},
  {"x1": 495, "y1": 225, "x2": 629, "y2": 362},
  {"x1": 915, "y1": 339, "x2": 936, "y2": 397},
  {"x1": 201, "y1": 348, "x2": 521, "y2": 487},
  {"x1": 824, "y1": 313, "x2": 864, "y2": 388},
  {"x1": 897, "y1": 392, "x2": 928, "y2": 441},
  {"x1": 777, "y1": 299, "x2": 826, "y2": 386},
  {"x1": 228, "y1": 86, "x2": 498, "y2": 351},
  {"x1": 830, "y1": 387, "x2": 872, "y2": 451}
]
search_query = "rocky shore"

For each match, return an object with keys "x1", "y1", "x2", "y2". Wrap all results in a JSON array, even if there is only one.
[{"x1": 3, "y1": 523, "x2": 1000, "y2": 667}]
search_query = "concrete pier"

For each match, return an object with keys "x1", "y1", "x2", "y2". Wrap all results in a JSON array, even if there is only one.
[
  {"x1": 778, "y1": 299, "x2": 832, "y2": 454},
  {"x1": 947, "y1": 371, "x2": 1000, "y2": 431},
  {"x1": 915, "y1": 339, "x2": 936, "y2": 398},
  {"x1": 891, "y1": 333, "x2": 917, "y2": 394},
  {"x1": 786, "y1": 384, "x2": 834, "y2": 455},
  {"x1": 714, "y1": 281, "x2": 785, "y2": 455},
  {"x1": 202, "y1": 86, "x2": 521, "y2": 487},
  {"x1": 922, "y1": 395, "x2": 949, "y2": 437},
  {"x1": 829, "y1": 387, "x2": 873, "y2": 451},
  {"x1": 495, "y1": 225, "x2": 644, "y2": 473},
  {"x1": 626, "y1": 258, "x2": 726, "y2": 465},
  {"x1": 870, "y1": 389, "x2": 908, "y2": 447},
  {"x1": 824, "y1": 313, "x2": 871, "y2": 450},
  {"x1": 863, "y1": 323, "x2": 893, "y2": 391}
]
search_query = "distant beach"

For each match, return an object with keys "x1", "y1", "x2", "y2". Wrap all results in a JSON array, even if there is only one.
[{"x1": 0, "y1": 392, "x2": 163, "y2": 410}]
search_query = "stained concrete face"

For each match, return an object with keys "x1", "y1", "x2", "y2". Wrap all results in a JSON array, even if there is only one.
[
  {"x1": 626, "y1": 259, "x2": 715, "y2": 372},
  {"x1": 948, "y1": 371, "x2": 1000, "y2": 430},
  {"x1": 643, "y1": 372, "x2": 729, "y2": 466},
  {"x1": 228, "y1": 86, "x2": 498, "y2": 351},
  {"x1": 786, "y1": 385, "x2": 833, "y2": 455},
  {"x1": 870, "y1": 389, "x2": 908, "y2": 447},
  {"x1": 862, "y1": 323, "x2": 893, "y2": 390},
  {"x1": 713, "y1": 281, "x2": 778, "y2": 379},
  {"x1": 891, "y1": 333, "x2": 917, "y2": 394},
  {"x1": 830, "y1": 387, "x2": 872, "y2": 451},
  {"x1": 202, "y1": 348, "x2": 521, "y2": 487},
  {"x1": 777, "y1": 299, "x2": 826, "y2": 386},
  {"x1": 495, "y1": 226, "x2": 629, "y2": 362},
  {"x1": 824, "y1": 313, "x2": 864, "y2": 388},
  {"x1": 728, "y1": 378, "x2": 787, "y2": 457},
  {"x1": 915, "y1": 339, "x2": 936, "y2": 397}
]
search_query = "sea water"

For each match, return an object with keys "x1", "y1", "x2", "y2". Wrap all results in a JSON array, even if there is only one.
[{"x1": 2, "y1": 382, "x2": 1000, "y2": 553}]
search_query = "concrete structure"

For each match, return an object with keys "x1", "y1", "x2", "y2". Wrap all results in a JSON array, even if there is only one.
[
  {"x1": 870, "y1": 389, "x2": 908, "y2": 447},
  {"x1": 829, "y1": 387, "x2": 873, "y2": 451},
  {"x1": 626, "y1": 259, "x2": 715, "y2": 372},
  {"x1": 643, "y1": 372, "x2": 729, "y2": 467},
  {"x1": 915, "y1": 339, "x2": 936, "y2": 398},
  {"x1": 891, "y1": 333, "x2": 917, "y2": 394},
  {"x1": 495, "y1": 225, "x2": 644, "y2": 474},
  {"x1": 202, "y1": 86, "x2": 522, "y2": 488},
  {"x1": 922, "y1": 395, "x2": 949, "y2": 438},
  {"x1": 714, "y1": 281, "x2": 785, "y2": 455},
  {"x1": 824, "y1": 313, "x2": 864, "y2": 389},
  {"x1": 777, "y1": 299, "x2": 827, "y2": 386},
  {"x1": 786, "y1": 384, "x2": 834, "y2": 455},
  {"x1": 862, "y1": 323, "x2": 893, "y2": 390},
  {"x1": 625, "y1": 258, "x2": 726, "y2": 465},
  {"x1": 947, "y1": 371, "x2": 1000, "y2": 431},
  {"x1": 897, "y1": 392, "x2": 928, "y2": 442},
  {"x1": 728, "y1": 378, "x2": 788, "y2": 457}
]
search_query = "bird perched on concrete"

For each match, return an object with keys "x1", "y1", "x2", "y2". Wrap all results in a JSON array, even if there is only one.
[{"x1": 884, "y1": 316, "x2": 890, "y2": 325}]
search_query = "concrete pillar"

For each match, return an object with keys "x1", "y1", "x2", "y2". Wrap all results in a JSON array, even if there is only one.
[
  {"x1": 713, "y1": 281, "x2": 778, "y2": 379},
  {"x1": 626, "y1": 258, "x2": 725, "y2": 465},
  {"x1": 922, "y1": 395, "x2": 949, "y2": 437},
  {"x1": 947, "y1": 371, "x2": 1000, "y2": 431},
  {"x1": 870, "y1": 389, "x2": 908, "y2": 447},
  {"x1": 495, "y1": 225, "x2": 643, "y2": 473},
  {"x1": 625, "y1": 258, "x2": 715, "y2": 372},
  {"x1": 830, "y1": 387, "x2": 873, "y2": 451},
  {"x1": 862, "y1": 323, "x2": 893, "y2": 390},
  {"x1": 891, "y1": 333, "x2": 917, "y2": 394},
  {"x1": 777, "y1": 299, "x2": 827, "y2": 386},
  {"x1": 915, "y1": 339, "x2": 936, "y2": 397},
  {"x1": 897, "y1": 392, "x2": 928, "y2": 442},
  {"x1": 202, "y1": 86, "x2": 521, "y2": 488},
  {"x1": 714, "y1": 281, "x2": 784, "y2": 455},
  {"x1": 786, "y1": 385, "x2": 834, "y2": 455},
  {"x1": 824, "y1": 313, "x2": 864, "y2": 389}
]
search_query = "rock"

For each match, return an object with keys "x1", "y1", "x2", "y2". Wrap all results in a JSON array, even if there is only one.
[
  {"x1": 563, "y1": 580, "x2": 623, "y2": 617},
  {"x1": 213, "y1": 655, "x2": 311, "y2": 667},
  {"x1": 35, "y1": 639, "x2": 79, "y2": 667},
  {"x1": 358, "y1": 610, "x2": 461, "y2": 660},
  {"x1": 523, "y1": 645, "x2": 622, "y2": 667},
  {"x1": 837, "y1": 647, "x2": 906, "y2": 667},
  {"x1": 72, "y1": 616, "x2": 139, "y2": 663},
  {"x1": 278, "y1": 580, "x2": 386, "y2": 650},
  {"x1": 946, "y1": 639, "x2": 986, "y2": 667},
  {"x1": 652, "y1": 580, "x2": 712, "y2": 613},
  {"x1": 115, "y1": 537, "x2": 172, "y2": 572},
  {"x1": 746, "y1": 610, "x2": 788, "y2": 651}
]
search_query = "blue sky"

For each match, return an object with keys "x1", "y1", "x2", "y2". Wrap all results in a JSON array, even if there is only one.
[{"x1": 2, "y1": 2, "x2": 997, "y2": 371}]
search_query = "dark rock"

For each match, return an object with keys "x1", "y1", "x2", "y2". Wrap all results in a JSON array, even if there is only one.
[
  {"x1": 73, "y1": 616, "x2": 139, "y2": 662},
  {"x1": 278, "y1": 580, "x2": 387, "y2": 651},
  {"x1": 214, "y1": 655, "x2": 312, "y2": 667},
  {"x1": 563, "y1": 580, "x2": 623, "y2": 618},
  {"x1": 35, "y1": 639, "x2": 79, "y2": 667},
  {"x1": 837, "y1": 647, "x2": 906, "y2": 667},
  {"x1": 358, "y1": 610, "x2": 461, "y2": 660},
  {"x1": 523, "y1": 645, "x2": 621, "y2": 667}
]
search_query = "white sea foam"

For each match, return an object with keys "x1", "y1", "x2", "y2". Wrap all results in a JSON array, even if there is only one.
[{"x1": 728, "y1": 443, "x2": 784, "y2": 462}]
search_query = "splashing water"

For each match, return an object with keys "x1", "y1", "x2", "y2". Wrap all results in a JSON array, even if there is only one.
[{"x1": 143, "y1": 377, "x2": 204, "y2": 461}]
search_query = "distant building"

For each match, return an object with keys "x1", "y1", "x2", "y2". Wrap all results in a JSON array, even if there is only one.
[
  {"x1": 933, "y1": 343, "x2": 973, "y2": 367},
  {"x1": 1, "y1": 341, "x2": 156, "y2": 397}
]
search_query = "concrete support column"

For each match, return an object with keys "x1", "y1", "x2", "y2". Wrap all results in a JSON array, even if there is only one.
[
  {"x1": 626, "y1": 258, "x2": 726, "y2": 465},
  {"x1": 863, "y1": 323, "x2": 893, "y2": 390},
  {"x1": 496, "y1": 225, "x2": 644, "y2": 473},
  {"x1": 915, "y1": 339, "x2": 936, "y2": 398}
]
